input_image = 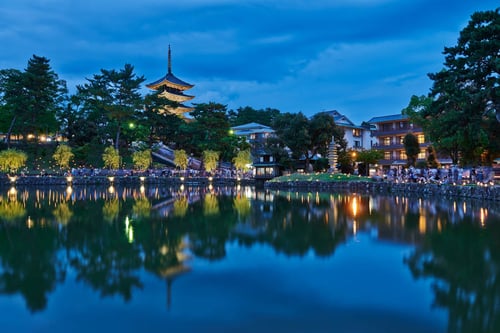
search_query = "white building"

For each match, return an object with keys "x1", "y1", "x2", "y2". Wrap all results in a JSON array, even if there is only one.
[{"x1": 325, "y1": 110, "x2": 372, "y2": 150}]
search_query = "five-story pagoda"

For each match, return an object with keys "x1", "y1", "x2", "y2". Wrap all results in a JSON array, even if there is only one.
[{"x1": 146, "y1": 45, "x2": 194, "y2": 116}]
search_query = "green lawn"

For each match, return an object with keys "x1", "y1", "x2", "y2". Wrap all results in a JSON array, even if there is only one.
[{"x1": 268, "y1": 172, "x2": 372, "y2": 183}]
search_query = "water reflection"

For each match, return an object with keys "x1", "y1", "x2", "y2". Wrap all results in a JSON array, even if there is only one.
[{"x1": 0, "y1": 185, "x2": 498, "y2": 332}]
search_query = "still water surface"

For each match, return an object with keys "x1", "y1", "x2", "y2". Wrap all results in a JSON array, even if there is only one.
[{"x1": 0, "y1": 184, "x2": 498, "y2": 333}]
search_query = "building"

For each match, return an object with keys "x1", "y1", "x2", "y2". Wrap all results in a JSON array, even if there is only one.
[
  {"x1": 231, "y1": 122, "x2": 279, "y2": 180},
  {"x1": 231, "y1": 122, "x2": 275, "y2": 150},
  {"x1": 325, "y1": 110, "x2": 372, "y2": 150},
  {"x1": 146, "y1": 46, "x2": 195, "y2": 117},
  {"x1": 368, "y1": 114, "x2": 430, "y2": 167}
]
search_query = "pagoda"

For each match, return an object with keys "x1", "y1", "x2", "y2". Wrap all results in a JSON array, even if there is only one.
[{"x1": 146, "y1": 45, "x2": 195, "y2": 116}]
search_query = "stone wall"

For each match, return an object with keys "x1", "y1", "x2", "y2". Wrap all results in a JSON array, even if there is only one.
[
  {"x1": 264, "y1": 180, "x2": 500, "y2": 201},
  {"x1": 0, "y1": 175, "x2": 254, "y2": 188}
]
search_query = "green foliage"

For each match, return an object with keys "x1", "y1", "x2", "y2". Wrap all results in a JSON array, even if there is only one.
[
  {"x1": 403, "y1": 133, "x2": 420, "y2": 167},
  {"x1": 174, "y1": 149, "x2": 189, "y2": 171},
  {"x1": 0, "y1": 148, "x2": 28, "y2": 174},
  {"x1": 228, "y1": 106, "x2": 280, "y2": 127},
  {"x1": 233, "y1": 149, "x2": 252, "y2": 171},
  {"x1": 131, "y1": 149, "x2": 152, "y2": 171},
  {"x1": 102, "y1": 146, "x2": 120, "y2": 170},
  {"x1": 76, "y1": 64, "x2": 145, "y2": 150},
  {"x1": 202, "y1": 150, "x2": 220, "y2": 173},
  {"x1": 0, "y1": 56, "x2": 67, "y2": 146},
  {"x1": 355, "y1": 149, "x2": 384, "y2": 176},
  {"x1": 420, "y1": 9, "x2": 500, "y2": 165},
  {"x1": 52, "y1": 144, "x2": 74, "y2": 170}
]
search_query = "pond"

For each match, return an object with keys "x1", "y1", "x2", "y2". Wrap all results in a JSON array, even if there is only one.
[{"x1": 0, "y1": 184, "x2": 498, "y2": 333}]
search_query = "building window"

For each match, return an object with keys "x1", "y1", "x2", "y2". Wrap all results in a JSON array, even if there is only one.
[
  {"x1": 354, "y1": 140, "x2": 361, "y2": 147},
  {"x1": 352, "y1": 129, "x2": 361, "y2": 137},
  {"x1": 399, "y1": 150, "x2": 407, "y2": 159},
  {"x1": 383, "y1": 137, "x2": 391, "y2": 146},
  {"x1": 418, "y1": 134, "x2": 425, "y2": 144},
  {"x1": 398, "y1": 136, "x2": 404, "y2": 144},
  {"x1": 384, "y1": 151, "x2": 391, "y2": 160},
  {"x1": 418, "y1": 149, "x2": 426, "y2": 159}
]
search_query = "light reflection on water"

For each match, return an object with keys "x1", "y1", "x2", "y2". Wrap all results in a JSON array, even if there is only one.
[{"x1": 0, "y1": 185, "x2": 499, "y2": 333}]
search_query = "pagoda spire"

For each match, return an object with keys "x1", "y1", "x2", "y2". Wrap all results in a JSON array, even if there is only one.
[{"x1": 168, "y1": 45, "x2": 172, "y2": 74}]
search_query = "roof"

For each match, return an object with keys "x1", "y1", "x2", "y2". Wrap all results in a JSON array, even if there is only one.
[
  {"x1": 323, "y1": 110, "x2": 356, "y2": 126},
  {"x1": 146, "y1": 72, "x2": 194, "y2": 90},
  {"x1": 232, "y1": 122, "x2": 272, "y2": 130},
  {"x1": 367, "y1": 114, "x2": 408, "y2": 123}
]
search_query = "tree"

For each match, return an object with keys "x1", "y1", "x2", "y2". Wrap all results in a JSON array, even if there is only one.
[
  {"x1": 227, "y1": 106, "x2": 280, "y2": 127},
  {"x1": 52, "y1": 145, "x2": 74, "y2": 171},
  {"x1": 233, "y1": 149, "x2": 252, "y2": 175},
  {"x1": 174, "y1": 149, "x2": 189, "y2": 174},
  {"x1": 0, "y1": 149, "x2": 27, "y2": 175},
  {"x1": 273, "y1": 112, "x2": 310, "y2": 167},
  {"x1": 189, "y1": 102, "x2": 232, "y2": 156},
  {"x1": 403, "y1": 132, "x2": 420, "y2": 167},
  {"x1": 0, "y1": 56, "x2": 67, "y2": 146},
  {"x1": 426, "y1": 145, "x2": 440, "y2": 168},
  {"x1": 102, "y1": 146, "x2": 120, "y2": 170},
  {"x1": 142, "y1": 92, "x2": 184, "y2": 146},
  {"x1": 76, "y1": 64, "x2": 145, "y2": 150},
  {"x1": 273, "y1": 112, "x2": 345, "y2": 172},
  {"x1": 131, "y1": 149, "x2": 152, "y2": 171},
  {"x1": 0, "y1": 69, "x2": 28, "y2": 148},
  {"x1": 202, "y1": 150, "x2": 220, "y2": 174},
  {"x1": 415, "y1": 9, "x2": 500, "y2": 165},
  {"x1": 308, "y1": 112, "x2": 341, "y2": 161},
  {"x1": 356, "y1": 149, "x2": 384, "y2": 176}
]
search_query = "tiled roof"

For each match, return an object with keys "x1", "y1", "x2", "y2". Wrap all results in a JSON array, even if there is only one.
[
  {"x1": 147, "y1": 72, "x2": 193, "y2": 89},
  {"x1": 367, "y1": 114, "x2": 407, "y2": 123}
]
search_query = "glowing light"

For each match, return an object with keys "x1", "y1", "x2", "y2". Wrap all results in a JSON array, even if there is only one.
[
  {"x1": 480, "y1": 208, "x2": 487, "y2": 227},
  {"x1": 180, "y1": 176, "x2": 184, "y2": 182},
  {"x1": 27, "y1": 216, "x2": 34, "y2": 228},
  {"x1": 351, "y1": 196, "x2": 358, "y2": 218},
  {"x1": 125, "y1": 216, "x2": 134, "y2": 243},
  {"x1": 108, "y1": 185, "x2": 115, "y2": 194},
  {"x1": 108, "y1": 176, "x2": 115, "y2": 184},
  {"x1": 66, "y1": 176, "x2": 73, "y2": 184},
  {"x1": 140, "y1": 185, "x2": 145, "y2": 194},
  {"x1": 208, "y1": 176, "x2": 213, "y2": 182},
  {"x1": 8, "y1": 186, "x2": 17, "y2": 197},
  {"x1": 139, "y1": 176, "x2": 145, "y2": 182},
  {"x1": 9, "y1": 176, "x2": 17, "y2": 183}
]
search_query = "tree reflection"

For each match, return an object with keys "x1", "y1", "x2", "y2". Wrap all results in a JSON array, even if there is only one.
[
  {"x1": 405, "y1": 218, "x2": 500, "y2": 333},
  {"x1": 0, "y1": 189, "x2": 26, "y2": 222},
  {"x1": 52, "y1": 202, "x2": 73, "y2": 225},
  {"x1": 0, "y1": 222, "x2": 65, "y2": 312},
  {"x1": 0, "y1": 184, "x2": 498, "y2": 320}
]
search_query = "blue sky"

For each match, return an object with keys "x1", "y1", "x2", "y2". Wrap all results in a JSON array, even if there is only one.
[{"x1": 1, "y1": 0, "x2": 498, "y2": 124}]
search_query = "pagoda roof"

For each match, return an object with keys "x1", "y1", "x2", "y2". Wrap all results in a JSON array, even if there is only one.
[
  {"x1": 147, "y1": 72, "x2": 194, "y2": 90},
  {"x1": 146, "y1": 45, "x2": 194, "y2": 91},
  {"x1": 159, "y1": 90, "x2": 195, "y2": 103}
]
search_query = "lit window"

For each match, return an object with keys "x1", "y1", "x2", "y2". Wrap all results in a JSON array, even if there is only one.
[
  {"x1": 384, "y1": 151, "x2": 391, "y2": 160},
  {"x1": 383, "y1": 137, "x2": 391, "y2": 145},
  {"x1": 418, "y1": 134, "x2": 425, "y2": 144},
  {"x1": 418, "y1": 149, "x2": 426, "y2": 159},
  {"x1": 400, "y1": 150, "x2": 407, "y2": 159}
]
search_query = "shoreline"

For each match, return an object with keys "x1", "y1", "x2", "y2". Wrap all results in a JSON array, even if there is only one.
[
  {"x1": 1, "y1": 175, "x2": 499, "y2": 202},
  {"x1": 264, "y1": 179, "x2": 500, "y2": 201}
]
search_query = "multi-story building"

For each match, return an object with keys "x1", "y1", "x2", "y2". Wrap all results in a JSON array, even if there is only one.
[
  {"x1": 368, "y1": 114, "x2": 430, "y2": 167},
  {"x1": 326, "y1": 110, "x2": 372, "y2": 150}
]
